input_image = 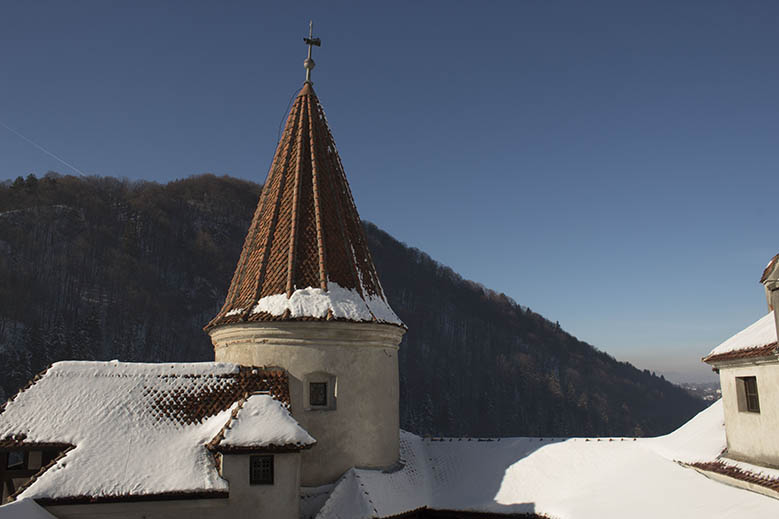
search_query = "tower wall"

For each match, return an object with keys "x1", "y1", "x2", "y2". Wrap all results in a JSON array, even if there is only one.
[{"x1": 209, "y1": 321, "x2": 405, "y2": 486}]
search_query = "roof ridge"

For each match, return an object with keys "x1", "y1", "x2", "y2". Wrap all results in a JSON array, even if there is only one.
[{"x1": 206, "y1": 393, "x2": 252, "y2": 452}]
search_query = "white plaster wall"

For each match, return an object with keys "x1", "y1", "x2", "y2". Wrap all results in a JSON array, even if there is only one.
[
  {"x1": 718, "y1": 360, "x2": 779, "y2": 467},
  {"x1": 45, "y1": 453, "x2": 301, "y2": 519},
  {"x1": 210, "y1": 321, "x2": 405, "y2": 486},
  {"x1": 221, "y1": 452, "x2": 301, "y2": 518}
]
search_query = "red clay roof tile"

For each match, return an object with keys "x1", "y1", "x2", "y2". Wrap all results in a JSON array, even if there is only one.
[{"x1": 206, "y1": 83, "x2": 400, "y2": 330}]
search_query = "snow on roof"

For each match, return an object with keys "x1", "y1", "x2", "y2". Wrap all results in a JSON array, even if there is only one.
[
  {"x1": 209, "y1": 394, "x2": 315, "y2": 452},
  {"x1": 704, "y1": 311, "x2": 778, "y2": 363},
  {"x1": 248, "y1": 282, "x2": 402, "y2": 326},
  {"x1": 0, "y1": 499, "x2": 58, "y2": 519},
  {"x1": 316, "y1": 401, "x2": 779, "y2": 519},
  {"x1": 0, "y1": 361, "x2": 301, "y2": 503}
]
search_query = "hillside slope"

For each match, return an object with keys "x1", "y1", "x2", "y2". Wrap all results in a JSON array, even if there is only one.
[{"x1": 0, "y1": 173, "x2": 704, "y2": 436}]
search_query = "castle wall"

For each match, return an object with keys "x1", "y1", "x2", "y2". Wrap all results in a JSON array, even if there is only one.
[{"x1": 210, "y1": 321, "x2": 405, "y2": 486}]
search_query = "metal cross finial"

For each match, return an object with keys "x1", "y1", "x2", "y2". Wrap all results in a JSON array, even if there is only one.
[{"x1": 303, "y1": 21, "x2": 321, "y2": 84}]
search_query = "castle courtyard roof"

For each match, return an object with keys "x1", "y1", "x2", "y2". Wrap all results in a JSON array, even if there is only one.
[
  {"x1": 206, "y1": 82, "x2": 402, "y2": 331},
  {"x1": 315, "y1": 401, "x2": 779, "y2": 519},
  {"x1": 0, "y1": 361, "x2": 312, "y2": 504}
]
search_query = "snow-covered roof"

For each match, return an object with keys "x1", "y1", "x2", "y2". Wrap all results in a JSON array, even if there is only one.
[
  {"x1": 206, "y1": 82, "x2": 404, "y2": 330},
  {"x1": 209, "y1": 394, "x2": 315, "y2": 452},
  {"x1": 0, "y1": 361, "x2": 309, "y2": 504},
  {"x1": 316, "y1": 401, "x2": 779, "y2": 519},
  {"x1": 703, "y1": 311, "x2": 778, "y2": 364},
  {"x1": 0, "y1": 499, "x2": 58, "y2": 519}
]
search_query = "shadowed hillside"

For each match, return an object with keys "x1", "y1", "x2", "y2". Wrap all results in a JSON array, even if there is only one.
[{"x1": 0, "y1": 173, "x2": 705, "y2": 436}]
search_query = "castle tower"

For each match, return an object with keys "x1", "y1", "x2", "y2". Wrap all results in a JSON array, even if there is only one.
[{"x1": 205, "y1": 29, "x2": 406, "y2": 486}]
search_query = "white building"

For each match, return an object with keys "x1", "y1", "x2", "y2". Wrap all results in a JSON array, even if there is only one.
[{"x1": 703, "y1": 254, "x2": 779, "y2": 470}]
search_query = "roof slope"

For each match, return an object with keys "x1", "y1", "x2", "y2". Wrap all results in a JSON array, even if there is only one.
[
  {"x1": 316, "y1": 401, "x2": 779, "y2": 519},
  {"x1": 208, "y1": 394, "x2": 315, "y2": 453},
  {"x1": 207, "y1": 83, "x2": 402, "y2": 330},
  {"x1": 0, "y1": 361, "x2": 302, "y2": 503},
  {"x1": 703, "y1": 311, "x2": 778, "y2": 363}
]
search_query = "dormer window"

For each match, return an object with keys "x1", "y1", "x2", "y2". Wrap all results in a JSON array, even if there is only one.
[{"x1": 304, "y1": 372, "x2": 336, "y2": 410}]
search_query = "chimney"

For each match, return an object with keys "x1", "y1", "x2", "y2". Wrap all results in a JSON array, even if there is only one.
[{"x1": 761, "y1": 253, "x2": 779, "y2": 339}]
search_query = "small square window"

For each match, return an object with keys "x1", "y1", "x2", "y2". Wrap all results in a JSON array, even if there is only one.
[
  {"x1": 249, "y1": 455, "x2": 274, "y2": 485},
  {"x1": 310, "y1": 382, "x2": 328, "y2": 407}
]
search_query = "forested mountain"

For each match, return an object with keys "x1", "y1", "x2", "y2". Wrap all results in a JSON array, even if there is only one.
[{"x1": 0, "y1": 173, "x2": 705, "y2": 437}]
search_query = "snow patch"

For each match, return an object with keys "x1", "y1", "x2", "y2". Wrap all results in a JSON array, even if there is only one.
[
  {"x1": 643, "y1": 399, "x2": 726, "y2": 462},
  {"x1": 251, "y1": 282, "x2": 402, "y2": 326}
]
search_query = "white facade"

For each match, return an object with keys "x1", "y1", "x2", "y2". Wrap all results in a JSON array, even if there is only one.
[
  {"x1": 209, "y1": 320, "x2": 405, "y2": 486},
  {"x1": 44, "y1": 453, "x2": 302, "y2": 519},
  {"x1": 715, "y1": 359, "x2": 779, "y2": 467},
  {"x1": 706, "y1": 254, "x2": 779, "y2": 468}
]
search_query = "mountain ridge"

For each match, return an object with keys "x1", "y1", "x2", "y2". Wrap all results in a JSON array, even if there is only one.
[{"x1": 0, "y1": 172, "x2": 705, "y2": 437}]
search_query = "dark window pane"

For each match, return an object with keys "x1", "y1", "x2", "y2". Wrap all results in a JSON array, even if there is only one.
[
  {"x1": 7, "y1": 451, "x2": 24, "y2": 470},
  {"x1": 310, "y1": 382, "x2": 327, "y2": 407},
  {"x1": 250, "y1": 455, "x2": 274, "y2": 485}
]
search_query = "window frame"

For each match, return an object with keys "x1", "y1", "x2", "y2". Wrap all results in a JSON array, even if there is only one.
[
  {"x1": 5, "y1": 451, "x2": 26, "y2": 470},
  {"x1": 303, "y1": 372, "x2": 337, "y2": 411},
  {"x1": 736, "y1": 376, "x2": 760, "y2": 413},
  {"x1": 249, "y1": 454, "x2": 274, "y2": 486}
]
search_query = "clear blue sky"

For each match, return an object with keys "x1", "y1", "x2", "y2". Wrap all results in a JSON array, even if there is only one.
[{"x1": 1, "y1": 1, "x2": 777, "y2": 383}]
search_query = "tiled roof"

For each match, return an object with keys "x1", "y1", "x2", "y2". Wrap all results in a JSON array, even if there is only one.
[
  {"x1": 0, "y1": 361, "x2": 298, "y2": 503},
  {"x1": 703, "y1": 311, "x2": 778, "y2": 364},
  {"x1": 206, "y1": 82, "x2": 402, "y2": 330},
  {"x1": 703, "y1": 343, "x2": 778, "y2": 364}
]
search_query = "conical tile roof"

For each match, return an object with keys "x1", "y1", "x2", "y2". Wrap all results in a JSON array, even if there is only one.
[{"x1": 206, "y1": 83, "x2": 403, "y2": 330}]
